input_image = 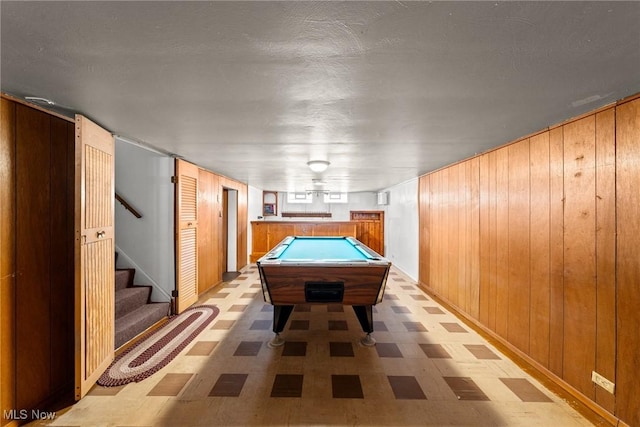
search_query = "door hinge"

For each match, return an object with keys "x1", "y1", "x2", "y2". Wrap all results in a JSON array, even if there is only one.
[
  {"x1": 171, "y1": 176, "x2": 178, "y2": 184},
  {"x1": 171, "y1": 290, "x2": 179, "y2": 297}
]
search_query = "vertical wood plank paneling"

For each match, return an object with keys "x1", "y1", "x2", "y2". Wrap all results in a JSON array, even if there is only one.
[
  {"x1": 478, "y1": 154, "x2": 490, "y2": 325},
  {"x1": 529, "y1": 131, "x2": 551, "y2": 367},
  {"x1": 469, "y1": 158, "x2": 480, "y2": 320},
  {"x1": 16, "y1": 105, "x2": 51, "y2": 409},
  {"x1": 419, "y1": 176, "x2": 430, "y2": 287},
  {"x1": 75, "y1": 115, "x2": 115, "y2": 400},
  {"x1": 488, "y1": 151, "x2": 498, "y2": 332},
  {"x1": 594, "y1": 108, "x2": 616, "y2": 412},
  {"x1": 495, "y1": 147, "x2": 509, "y2": 339},
  {"x1": 457, "y1": 163, "x2": 467, "y2": 310},
  {"x1": 49, "y1": 118, "x2": 74, "y2": 392},
  {"x1": 563, "y1": 116, "x2": 597, "y2": 398},
  {"x1": 507, "y1": 140, "x2": 531, "y2": 353},
  {"x1": 615, "y1": 97, "x2": 640, "y2": 427},
  {"x1": 0, "y1": 97, "x2": 16, "y2": 420},
  {"x1": 429, "y1": 173, "x2": 439, "y2": 290},
  {"x1": 548, "y1": 126, "x2": 565, "y2": 377},
  {"x1": 448, "y1": 165, "x2": 459, "y2": 305},
  {"x1": 198, "y1": 169, "x2": 213, "y2": 293}
]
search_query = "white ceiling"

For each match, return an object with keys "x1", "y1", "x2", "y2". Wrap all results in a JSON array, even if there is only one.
[{"x1": 2, "y1": 1, "x2": 639, "y2": 193}]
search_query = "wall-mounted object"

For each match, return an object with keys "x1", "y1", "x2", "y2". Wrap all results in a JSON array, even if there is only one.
[
  {"x1": 377, "y1": 191, "x2": 389, "y2": 205},
  {"x1": 263, "y1": 191, "x2": 278, "y2": 216}
]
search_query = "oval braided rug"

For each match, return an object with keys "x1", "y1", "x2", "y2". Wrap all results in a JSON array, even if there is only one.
[{"x1": 98, "y1": 305, "x2": 219, "y2": 386}]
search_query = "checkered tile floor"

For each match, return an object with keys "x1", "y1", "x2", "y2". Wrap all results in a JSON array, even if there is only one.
[{"x1": 39, "y1": 266, "x2": 596, "y2": 426}]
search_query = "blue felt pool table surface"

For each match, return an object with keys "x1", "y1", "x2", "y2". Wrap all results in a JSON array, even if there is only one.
[{"x1": 277, "y1": 237, "x2": 369, "y2": 261}]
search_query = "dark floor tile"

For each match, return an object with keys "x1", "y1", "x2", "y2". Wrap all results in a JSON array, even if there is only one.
[
  {"x1": 375, "y1": 343, "x2": 403, "y2": 358},
  {"x1": 210, "y1": 293, "x2": 230, "y2": 299},
  {"x1": 330, "y1": 342, "x2": 355, "y2": 357},
  {"x1": 441, "y1": 322, "x2": 467, "y2": 333},
  {"x1": 250, "y1": 320, "x2": 272, "y2": 330},
  {"x1": 261, "y1": 305, "x2": 274, "y2": 312},
  {"x1": 464, "y1": 344, "x2": 501, "y2": 360},
  {"x1": 209, "y1": 373, "x2": 248, "y2": 397},
  {"x1": 186, "y1": 341, "x2": 218, "y2": 356},
  {"x1": 385, "y1": 294, "x2": 399, "y2": 300},
  {"x1": 236, "y1": 276, "x2": 248, "y2": 280},
  {"x1": 251, "y1": 283, "x2": 262, "y2": 288},
  {"x1": 289, "y1": 320, "x2": 310, "y2": 330},
  {"x1": 443, "y1": 377, "x2": 490, "y2": 401},
  {"x1": 394, "y1": 278, "x2": 406, "y2": 282},
  {"x1": 270, "y1": 374, "x2": 304, "y2": 397},
  {"x1": 403, "y1": 321, "x2": 427, "y2": 332},
  {"x1": 241, "y1": 292, "x2": 258, "y2": 299},
  {"x1": 387, "y1": 376, "x2": 427, "y2": 400},
  {"x1": 401, "y1": 285, "x2": 415, "y2": 291},
  {"x1": 373, "y1": 321, "x2": 388, "y2": 331},
  {"x1": 295, "y1": 304, "x2": 311, "y2": 312},
  {"x1": 229, "y1": 304, "x2": 248, "y2": 312},
  {"x1": 332, "y1": 375, "x2": 364, "y2": 399},
  {"x1": 410, "y1": 294, "x2": 428, "y2": 301},
  {"x1": 282, "y1": 341, "x2": 307, "y2": 356},
  {"x1": 328, "y1": 320, "x2": 349, "y2": 330},
  {"x1": 419, "y1": 344, "x2": 452, "y2": 359},
  {"x1": 391, "y1": 306, "x2": 411, "y2": 314},
  {"x1": 424, "y1": 306, "x2": 445, "y2": 315},
  {"x1": 88, "y1": 385, "x2": 126, "y2": 396},
  {"x1": 327, "y1": 304, "x2": 344, "y2": 312},
  {"x1": 211, "y1": 320, "x2": 236, "y2": 330},
  {"x1": 223, "y1": 283, "x2": 240, "y2": 289},
  {"x1": 372, "y1": 306, "x2": 378, "y2": 313},
  {"x1": 147, "y1": 373, "x2": 193, "y2": 396},
  {"x1": 234, "y1": 341, "x2": 262, "y2": 356},
  {"x1": 500, "y1": 378, "x2": 552, "y2": 402}
]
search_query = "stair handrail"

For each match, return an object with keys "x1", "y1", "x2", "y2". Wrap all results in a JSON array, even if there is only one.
[{"x1": 115, "y1": 192, "x2": 142, "y2": 218}]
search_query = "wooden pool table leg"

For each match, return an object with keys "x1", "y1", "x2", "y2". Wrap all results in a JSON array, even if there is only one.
[
  {"x1": 269, "y1": 305, "x2": 294, "y2": 347},
  {"x1": 352, "y1": 305, "x2": 376, "y2": 346}
]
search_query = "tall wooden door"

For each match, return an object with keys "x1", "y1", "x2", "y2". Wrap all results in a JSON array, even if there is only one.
[
  {"x1": 74, "y1": 115, "x2": 115, "y2": 400},
  {"x1": 175, "y1": 159, "x2": 199, "y2": 313}
]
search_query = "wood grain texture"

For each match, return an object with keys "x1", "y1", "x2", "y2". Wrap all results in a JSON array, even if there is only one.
[
  {"x1": 548, "y1": 126, "x2": 565, "y2": 377},
  {"x1": 16, "y1": 104, "x2": 51, "y2": 409},
  {"x1": 175, "y1": 159, "x2": 199, "y2": 313},
  {"x1": 562, "y1": 115, "x2": 597, "y2": 398},
  {"x1": 0, "y1": 97, "x2": 16, "y2": 422},
  {"x1": 495, "y1": 147, "x2": 509, "y2": 339},
  {"x1": 261, "y1": 265, "x2": 389, "y2": 305},
  {"x1": 75, "y1": 115, "x2": 115, "y2": 400},
  {"x1": 528, "y1": 131, "x2": 550, "y2": 368},
  {"x1": 478, "y1": 154, "x2": 490, "y2": 326},
  {"x1": 507, "y1": 140, "x2": 530, "y2": 353},
  {"x1": 469, "y1": 158, "x2": 480, "y2": 320},
  {"x1": 594, "y1": 108, "x2": 616, "y2": 412},
  {"x1": 615, "y1": 97, "x2": 640, "y2": 427}
]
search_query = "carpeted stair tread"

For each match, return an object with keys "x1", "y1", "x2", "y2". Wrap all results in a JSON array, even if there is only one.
[
  {"x1": 115, "y1": 268, "x2": 135, "y2": 291},
  {"x1": 115, "y1": 286, "x2": 151, "y2": 319},
  {"x1": 115, "y1": 302, "x2": 170, "y2": 349}
]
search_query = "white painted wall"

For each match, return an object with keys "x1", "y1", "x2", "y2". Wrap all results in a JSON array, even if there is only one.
[
  {"x1": 247, "y1": 185, "x2": 264, "y2": 261},
  {"x1": 382, "y1": 178, "x2": 419, "y2": 281},
  {"x1": 114, "y1": 138, "x2": 174, "y2": 302}
]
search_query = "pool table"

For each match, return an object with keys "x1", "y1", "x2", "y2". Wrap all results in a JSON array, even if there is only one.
[{"x1": 256, "y1": 236, "x2": 391, "y2": 346}]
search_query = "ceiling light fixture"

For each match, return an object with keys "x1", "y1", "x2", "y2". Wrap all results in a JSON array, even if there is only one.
[
  {"x1": 307, "y1": 160, "x2": 330, "y2": 172},
  {"x1": 312, "y1": 179, "x2": 326, "y2": 186}
]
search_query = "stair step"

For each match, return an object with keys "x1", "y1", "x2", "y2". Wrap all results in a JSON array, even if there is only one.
[
  {"x1": 115, "y1": 268, "x2": 135, "y2": 291},
  {"x1": 115, "y1": 286, "x2": 151, "y2": 319},
  {"x1": 115, "y1": 302, "x2": 170, "y2": 349}
]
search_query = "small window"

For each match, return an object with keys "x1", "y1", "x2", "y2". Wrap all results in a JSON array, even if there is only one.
[
  {"x1": 287, "y1": 192, "x2": 313, "y2": 204},
  {"x1": 324, "y1": 192, "x2": 348, "y2": 203}
]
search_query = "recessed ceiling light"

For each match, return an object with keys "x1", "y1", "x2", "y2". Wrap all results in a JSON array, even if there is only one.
[{"x1": 307, "y1": 160, "x2": 330, "y2": 172}]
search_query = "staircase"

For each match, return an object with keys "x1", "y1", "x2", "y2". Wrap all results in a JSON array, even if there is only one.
[{"x1": 115, "y1": 268, "x2": 171, "y2": 349}]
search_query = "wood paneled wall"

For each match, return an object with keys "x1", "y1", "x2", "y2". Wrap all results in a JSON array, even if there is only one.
[
  {"x1": 250, "y1": 221, "x2": 359, "y2": 262},
  {"x1": 197, "y1": 169, "x2": 248, "y2": 293},
  {"x1": 1, "y1": 96, "x2": 75, "y2": 421},
  {"x1": 418, "y1": 96, "x2": 640, "y2": 426}
]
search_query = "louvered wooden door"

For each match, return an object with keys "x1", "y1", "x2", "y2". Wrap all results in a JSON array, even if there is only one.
[
  {"x1": 175, "y1": 159, "x2": 199, "y2": 313},
  {"x1": 74, "y1": 115, "x2": 115, "y2": 400}
]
